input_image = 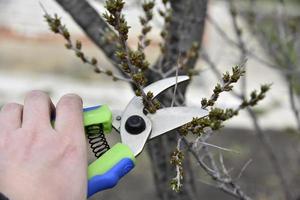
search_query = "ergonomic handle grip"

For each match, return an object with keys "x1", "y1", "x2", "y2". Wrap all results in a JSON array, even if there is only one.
[
  {"x1": 87, "y1": 143, "x2": 136, "y2": 198},
  {"x1": 54, "y1": 105, "x2": 135, "y2": 197},
  {"x1": 87, "y1": 158, "x2": 134, "y2": 197},
  {"x1": 82, "y1": 106, "x2": 136, "y2": 197}
]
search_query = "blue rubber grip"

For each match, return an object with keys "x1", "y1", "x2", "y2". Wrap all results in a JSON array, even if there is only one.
[
  {"x1": 83, "y1": 105, "x2": 101, "y2": 112},
  {"x1": 87, "y1": 158, "x2": 135, "y2": 198}
]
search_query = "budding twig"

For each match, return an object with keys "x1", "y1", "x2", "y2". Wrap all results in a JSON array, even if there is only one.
[
  {"x1": 170, "y1": 137, "x2": 184, "y2": 192},
  {"x1": 103, "y1": 0, "x2": 160, "y2": 113},
  {"x1": 41, "y1": 4, "x2": 131, "y2": 83},
  {"x1": 202, "y1": 42, "x2": 292, "y2": 200},
  {"x1": 138, "y1": 1, "x2": 155, "y2": 52},
  {"x1": 201, "y1": 64, "x2": 246, "y2": 109}
]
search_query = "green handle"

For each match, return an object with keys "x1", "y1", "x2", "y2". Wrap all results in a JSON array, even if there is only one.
[
  {"x1": 88, "y1": 143, "x2": 136, "y2": 179},
  {"x1": 83, "y1": 105, "x2": 112, "y2": 133},
  {"x1": 87, "y1": 143, "x2": 136, "y2": 197},
  {"x1": 83, "y1": 105, "x2": 136, "y2": 196}
]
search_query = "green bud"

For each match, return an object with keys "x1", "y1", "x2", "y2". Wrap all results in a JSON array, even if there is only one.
[
  {"x1": 91, "y1": 58, "x2": 98, "y2": 65},
  {"x1": 76, "y1": 40, "x2": 82, "y2": 50}
]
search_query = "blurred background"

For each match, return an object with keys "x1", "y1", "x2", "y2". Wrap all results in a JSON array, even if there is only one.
[{"x1": 0, "y1": 0, "x2": 300, "y2": 199}]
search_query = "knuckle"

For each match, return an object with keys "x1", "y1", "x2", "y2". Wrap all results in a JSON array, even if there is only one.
[{"x1": 60, "y1": 138, "x2": 80, "y2": 158}]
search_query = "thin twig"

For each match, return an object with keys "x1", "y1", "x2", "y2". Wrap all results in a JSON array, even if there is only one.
[
  {"x1": 182, "y1": 137, "x2": 253, "y2": 200},
  {"x1": 196, "y1": 141, "x2": 240, "y2": 154},
  {"x1": 206, "y1": 14, "x2": 300, "y2": 76},
  {"x1": 171, "y1": 59, "x2": 180, "y2": 107},
  {"x1": 236, "y1": 159, "x2": 253, "y2": 180},
  {"x1": 247, "y1": 108, "x2": 293, "y2": 200}
]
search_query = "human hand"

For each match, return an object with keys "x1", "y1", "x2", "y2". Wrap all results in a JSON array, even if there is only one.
[{"x1": 0, "y1": 91, "x2": 87, "y2": 200}]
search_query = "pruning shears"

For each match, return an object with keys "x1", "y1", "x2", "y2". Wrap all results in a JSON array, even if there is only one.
[{"x1": 79, "y1": 76, "x2": 208, "y2": 198}]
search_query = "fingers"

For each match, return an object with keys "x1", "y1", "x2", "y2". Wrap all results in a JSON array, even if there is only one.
[
  {"x1": 55, "y1": 94, "x2": 85, "y2": 143},
  {"x1": 22, "y1": 90, "x2": 54, "y2": 130},
  {"x1": 0, "y1": 103, "x2": 23, "y2": 132}
]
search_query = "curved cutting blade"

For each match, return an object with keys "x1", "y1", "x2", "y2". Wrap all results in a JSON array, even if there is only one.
[
  {"x1": 148, "y1": 107, "x2": 208, "y2": 139},
  {"x1": 120, "y1": 76, "x2": 190, "y2": 156},
  {"x1": 144, "y1": 75, "x2": 189, "y2": 97}
]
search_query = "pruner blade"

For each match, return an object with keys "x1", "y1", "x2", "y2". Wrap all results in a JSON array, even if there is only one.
[
  {"x1": 119, "y1": 76, "x2": 199, "y2": 156},
  {"x1": 148, "y1": 106, "x2": 208, "y2": 139}
]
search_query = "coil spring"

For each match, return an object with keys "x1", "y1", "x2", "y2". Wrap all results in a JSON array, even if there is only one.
[{"x1": 86, "y1": 124, "x2": 110, "y2": 158}]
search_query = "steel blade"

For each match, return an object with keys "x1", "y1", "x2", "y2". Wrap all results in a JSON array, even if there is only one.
[
  {"x1": 119, "y1": 76, "x2": 189, "y2": 156},
  {"x1": 148, "y1": 107, "x2": 208, "y2": 139},
  {"x1": 144, "y1": 76, "x2": 189, "y2": 98}
]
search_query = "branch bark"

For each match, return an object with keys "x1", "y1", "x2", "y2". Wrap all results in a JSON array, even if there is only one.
[{"x1": 146, "y1": 1, "x2": 208, "y2": 200}]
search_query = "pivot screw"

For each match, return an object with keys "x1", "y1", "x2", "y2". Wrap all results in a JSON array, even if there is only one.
[{"x1": 125, "y1": 115, "x2": 146, "y2": 135}]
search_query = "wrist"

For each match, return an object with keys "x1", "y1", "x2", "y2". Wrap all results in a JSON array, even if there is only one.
[{"x1": 0, "y1": 170, "x2": 51, "y2": 200}]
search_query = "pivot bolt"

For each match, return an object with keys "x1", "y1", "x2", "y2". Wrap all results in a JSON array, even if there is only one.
[{"x1": 125, "y1": 115, "x2": 146, "y2": 135}]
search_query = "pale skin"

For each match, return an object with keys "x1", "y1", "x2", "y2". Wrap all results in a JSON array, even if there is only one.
[{"x1": 0, "y1": 91, "x2": 87, "y2": 200}]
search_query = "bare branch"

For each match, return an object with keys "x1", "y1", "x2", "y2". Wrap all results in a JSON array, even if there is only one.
[
  {"x1": 196, "y1": 141, "x2": 239, "y2": 154},
  {"x1": 182, "y1": 137, "x2": 253, "y2": 200},
  {"x1": 247, "y1": 108, "x2": 293, "y2": 200},
  {"x1": 206, "y1": 14, "x2": 300, "y2": 76},
  {"x1": 236, "y1": 159, "x2": 253, "y2": 180}
]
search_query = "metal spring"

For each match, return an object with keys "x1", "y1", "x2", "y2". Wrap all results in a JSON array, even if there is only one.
[{"x1": 86, "y1": 124, "x2": 110, "y2": 158}]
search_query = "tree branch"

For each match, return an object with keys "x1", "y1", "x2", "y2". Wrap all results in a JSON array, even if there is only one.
[
  {"x1": 146, "y1": 1, "x2": 208, "y2": 199},
  {"x1": 182, "y1": 136, "x2": 253, "y2": 200},
  {"x1": 201, "y1": 50, "x2": 293, "y2": 200},
  {"x1": 55, "y1": 0, "x2": 127, "y2": 76}
]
